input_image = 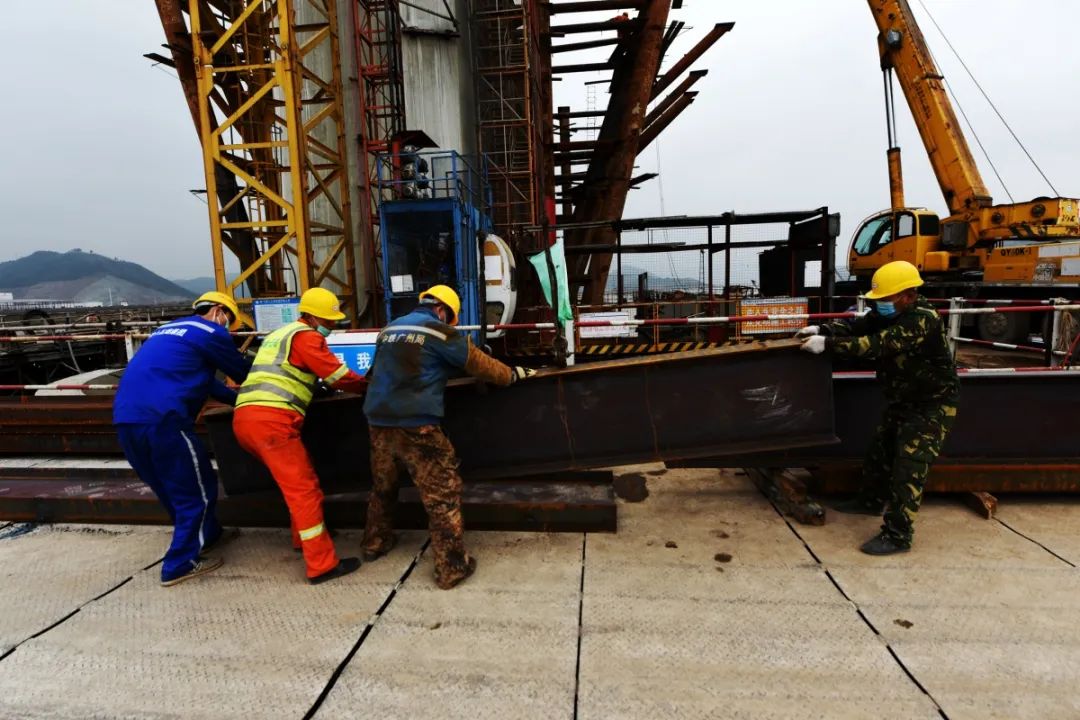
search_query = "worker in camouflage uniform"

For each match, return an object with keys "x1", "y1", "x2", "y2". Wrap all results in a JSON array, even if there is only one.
[
  {"x1": 362, "y1": 285, "x2": 537, "y2": 588},
  {"x1": 798, "y1": 260, "x2": 959, "y2": 555}
]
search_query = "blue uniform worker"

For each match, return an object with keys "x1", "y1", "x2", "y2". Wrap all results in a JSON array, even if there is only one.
[{"x1": 113, "y1": 292, "x2": 251, "y2": 586}]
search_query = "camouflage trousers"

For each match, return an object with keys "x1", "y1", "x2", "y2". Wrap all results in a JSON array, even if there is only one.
[
  {"x1": 858, "y1": 403, "x2": 957, "y2": 546},
  {"x1": 363, "y1": 425, "x2": 471, "y2": 589}
]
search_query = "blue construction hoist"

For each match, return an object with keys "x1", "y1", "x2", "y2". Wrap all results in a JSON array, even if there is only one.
[{"x1": 376, "y1": 149, "x2": 493, "y2": 340}]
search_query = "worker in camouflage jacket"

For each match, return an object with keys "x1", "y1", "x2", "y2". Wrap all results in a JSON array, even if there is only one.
[
  {"x1": 798, "y1": 260, "x2": 959, "y2": 555},
  {"x1": 361, "y1": 285, "x2": 537, "y2": 589}
]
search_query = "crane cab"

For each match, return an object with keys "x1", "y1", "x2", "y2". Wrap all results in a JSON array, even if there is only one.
[{"x1": 847, "y1": 208, "x2": 950, "y2": 278}]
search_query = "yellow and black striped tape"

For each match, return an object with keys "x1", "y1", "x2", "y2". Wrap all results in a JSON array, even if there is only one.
[
  {"x1": 577, "y1": 342, "x2": 717, "y2": 356},
  {"x1": 503, "y1": 341, "x2": 733, "y2": 358}
]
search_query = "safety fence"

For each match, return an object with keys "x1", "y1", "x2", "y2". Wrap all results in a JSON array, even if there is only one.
[
  {"x1": 1, "y1": 303, "x2": 1078, "y2": 337},
  {"x1": 2, "y1": 301, "x2": 1078, "y2": 375},
  {"x1": 950, "y1": 336, "x2": 1064, "y2": 356},
  {"x1": 832, "y1": 295, "x2": 1073, "y2": 306},
  {"x1": 3, "y1": 363, "x2": 1078, "y2": 394}
]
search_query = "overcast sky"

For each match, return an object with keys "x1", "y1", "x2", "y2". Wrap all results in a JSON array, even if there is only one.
[
  {"x1": 2, "y1": 1, "x2": 1076, "y2": 281},
  {"x1": 607, "y1": 0, "x2": 1078, "y2": 239}
]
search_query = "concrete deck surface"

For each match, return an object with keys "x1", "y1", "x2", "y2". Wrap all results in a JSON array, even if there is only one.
[{"x1": 0, "y1": 468, "x2": 1077, "y2": 719}]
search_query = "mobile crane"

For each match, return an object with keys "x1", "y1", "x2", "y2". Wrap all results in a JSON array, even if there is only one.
[{"x1": 848, "y1": 0, "x2": 1080, "y2": 341}]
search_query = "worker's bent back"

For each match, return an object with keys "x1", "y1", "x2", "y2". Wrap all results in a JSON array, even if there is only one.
[{"x1": 363, "y1": 306, "x2": 511, "y2": 427}]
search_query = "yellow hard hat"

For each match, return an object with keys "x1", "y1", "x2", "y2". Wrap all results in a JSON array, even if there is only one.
[
  {"x1": 419, "y1": 284, "x2": 461, "y2": 325},
  {"x1": 193, "y1": 291, "x2": 241, "y2": 330},
  {"x1": 298, "y1": 287, "x2": 346, "y2": 321},
  {"x1": 863, "y1": 260, "x2": 924, "y2": 300}
]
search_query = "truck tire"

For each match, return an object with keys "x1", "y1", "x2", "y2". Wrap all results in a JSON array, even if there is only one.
[{"x1": 976, "y1": 311, "x2": 1030, "y2": 345}]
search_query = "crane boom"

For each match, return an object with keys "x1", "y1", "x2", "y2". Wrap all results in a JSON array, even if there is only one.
[{"x1": 870, "y1": 0, "x2": 991, "y2": 215}]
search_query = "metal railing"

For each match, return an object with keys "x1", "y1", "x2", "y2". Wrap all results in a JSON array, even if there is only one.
[{"x1": 3, "y1": 298, "x2": 1079, "y2": 373}]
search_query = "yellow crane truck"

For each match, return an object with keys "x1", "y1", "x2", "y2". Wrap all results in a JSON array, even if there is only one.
[{"x1": 846, "y1": 0, "x2": 1080, "y2": 342}]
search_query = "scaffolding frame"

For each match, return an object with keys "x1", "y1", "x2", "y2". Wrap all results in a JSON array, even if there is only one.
[
  {"x1": 353, "y1": 0, "x2": 405, "y2": 323},
  {"x1": 471, "y1": 0, "x2": 548, "y2": 238},
  {"x1": 189, "y1": 0, "x2": 358, "y2": 320}
]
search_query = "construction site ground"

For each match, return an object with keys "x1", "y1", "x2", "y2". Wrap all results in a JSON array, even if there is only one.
[{"x1": 0, "y1": 466, "x2": 1077, "y2": 720}]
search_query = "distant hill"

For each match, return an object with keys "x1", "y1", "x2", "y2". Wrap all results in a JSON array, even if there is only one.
[
  {"x1": 0, "y1": 250, "x2": 195, "y2": 305},
  {"x1": 172, "y1": 276, "x2": 217, "y2": 296}
]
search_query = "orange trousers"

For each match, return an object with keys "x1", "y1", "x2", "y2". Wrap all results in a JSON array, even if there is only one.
[{"x1": 232, "y1": 405, "x2": 338, "y2": 578}]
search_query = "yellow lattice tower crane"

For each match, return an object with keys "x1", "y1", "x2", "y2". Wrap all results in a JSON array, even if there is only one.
[{"x1": 157, "y1": 0, "x2": 359, "y2": 325}]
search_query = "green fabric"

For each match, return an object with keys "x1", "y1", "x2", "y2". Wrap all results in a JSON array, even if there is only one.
[{"x1": 527, "y1": 240, "x2": 574, "y2": 324}]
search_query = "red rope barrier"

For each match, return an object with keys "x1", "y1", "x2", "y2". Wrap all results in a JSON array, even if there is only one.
[{"x1": 0, "y1": 304, "x2": 1078, "y2": 342}]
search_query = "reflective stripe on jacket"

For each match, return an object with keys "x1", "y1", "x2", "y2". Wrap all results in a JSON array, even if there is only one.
[
  {"x1": 236, "y1": 322, "x2": 318, "y2": 415},
  {"x1": 113, "y1": 314, "x2": 251, "y2": 426}
]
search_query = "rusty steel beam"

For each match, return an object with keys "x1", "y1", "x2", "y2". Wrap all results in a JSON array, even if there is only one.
[
  {"x1": 552, "y1": 37, "x2": 621, "y2": 53},
  {"x1": 566, "y1": 0, "x2": 671, "y2": 305},
  {"x1": 669, "y1": 370, "x2": 1080, "y2": 493},
  {"x1": 811, "y1": 463, "x2": 1080, "y2": 494},
  {"x1": 553, "y1": 139, "x2": 609, "y2": 151},
  {"x1": 656, "y1": 19, "x2": 684, "y2": 70},
  {"x1": 558, "y1": 106, "x2": 574, "y2": 218},
  {"x1": 964, "y1": 491, "x2": 998, "y2": 519},
  {"x1": 548, "y1": 18, "x2": 642, "y2": 35},
  {"x1": 153, "y1": 0, "x2": 200, "y2": 130},
  {"x1": 553, "y1": 110, "x2": 609, "y2": 120},
  {"x1": 748, "y1": 468, "x2": 825, "y2": 526},
  {"x1": 203, "y1": 341, "x2": 836, "y2": 495},
  {"x1": 552, "y1": 61, "x2": 614, "y2": 74},
  {"x1": 629, "y1": 171, "x2": 659, "y2": 187},
  {"x1": 553, "y1": 171, "x2": 657, "y2": 184},
  {"x1": 645, "y1": 68, "x2": 707, "y2": 127},
  {"x1": 651, "y1": 22, "x2": 733, "y2": 100},
  {"x1": 553, "y1": 152, "x2": 597, "y2": 165},
  {"x1": 0, "y1": 396, "x2": 216, "y2": 455},
  {"x1": 0, "y1": 478, "x2": 616, "y2": 533},
  {"x1": 638, "y1": 91, "x2": 696, "y2": 152}
]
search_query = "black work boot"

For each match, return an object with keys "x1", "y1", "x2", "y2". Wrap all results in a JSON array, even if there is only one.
[
  {"x1": 860, "y1": 533, "x2": 911, "y2": 556},
  {"x1": 831, "y1": 497, "x2": 885, "y2": 516},
  {"x1": 309, "y1": 557, "x2": 361, "y2": 585}
]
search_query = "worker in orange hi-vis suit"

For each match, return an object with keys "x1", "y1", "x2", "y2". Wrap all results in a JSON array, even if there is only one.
[{"x1": 232, "y1": 287, "x2": 367, "y2": 585}]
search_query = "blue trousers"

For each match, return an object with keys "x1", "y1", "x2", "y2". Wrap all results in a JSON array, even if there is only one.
[{"x1": 116, "y1": 422, "x2": 222, "y2": 582}]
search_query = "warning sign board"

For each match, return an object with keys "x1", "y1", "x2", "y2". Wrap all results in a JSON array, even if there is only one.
[{"x1": 739, "y1": 297, "x2": 809, "y2": 335}]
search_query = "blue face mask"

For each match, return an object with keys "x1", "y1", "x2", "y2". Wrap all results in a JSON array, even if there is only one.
[
  {"x1": 317, "y1": 325, "x2": 332, "y2": 338},
  {"x1": 875, "y1": 301, "x2": 898, "y2": 317}
]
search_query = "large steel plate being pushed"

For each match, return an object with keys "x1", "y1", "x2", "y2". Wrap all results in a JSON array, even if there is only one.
[{"x1": 204, "y1": 340, "x2": 837, "y2": 496}]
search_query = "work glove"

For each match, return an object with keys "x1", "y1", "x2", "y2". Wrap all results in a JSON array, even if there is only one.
[
  {"x1": 313, "y1": 379, "x2": 335, "y2": 398},
  {"x1": 794, "y1": 325, "x2": 819, "y2": 339},
  {"x1": 510, "y1": 366, "x2": 538, "y2": 384},
  {"x1": 800, "y1": 336, "x2": 827, "y2": 354}
]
